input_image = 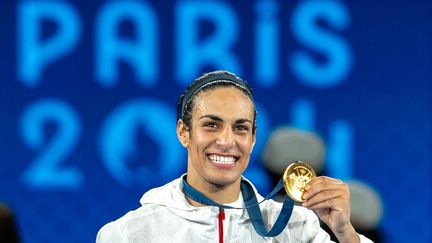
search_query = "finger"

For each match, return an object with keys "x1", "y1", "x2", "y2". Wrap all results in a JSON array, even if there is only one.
[
  {"x1": 304, "y1": 196, "x2": 348, "y2": 211},
  {"x1": 302, "y1": 189, "x2": 345, "y2": 208},
  {"x1": 306, "y1": 176, "x2": 343, "y2": 188},
  {"x1": 303, "y1": 181, "x2": 349, "y2": 201}
]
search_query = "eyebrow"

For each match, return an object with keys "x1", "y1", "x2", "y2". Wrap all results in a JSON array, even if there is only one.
[
  {"x1": 234, "y1": 119, "x2": 253, "y2": 125},
  {"x1": 199, "y1": 114, "x2": 223, "y2": 122},
  {"x1": 199, "y1": 115, "x2": 252, "y2": 124}
]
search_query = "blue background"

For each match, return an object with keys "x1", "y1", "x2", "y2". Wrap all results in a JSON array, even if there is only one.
[{"x1": 0, "y1": 0, "x2": 430, "y2": 242}]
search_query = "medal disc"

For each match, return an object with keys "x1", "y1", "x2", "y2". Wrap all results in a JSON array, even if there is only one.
[{"x1": 283, "y1": 161, "x2": 316, "y2": 202}]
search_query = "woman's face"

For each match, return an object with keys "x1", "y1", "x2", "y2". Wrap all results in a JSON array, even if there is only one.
[{"x1": 178, "y1": 86, "x2": 256, "y2": 189}]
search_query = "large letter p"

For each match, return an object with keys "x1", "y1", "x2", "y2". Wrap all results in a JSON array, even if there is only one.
[{"x1": 17, "y1": 1, "x2": 81, "y2": 87}]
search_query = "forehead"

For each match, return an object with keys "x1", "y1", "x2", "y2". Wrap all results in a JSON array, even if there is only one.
[{"x1": 192, "y1": 86, "x2": 255, "y2": 119}]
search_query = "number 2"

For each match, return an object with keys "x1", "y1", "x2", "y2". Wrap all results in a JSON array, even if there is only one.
[{"x1": 19, "y1": 99, "x2": 83, "y2": 189}]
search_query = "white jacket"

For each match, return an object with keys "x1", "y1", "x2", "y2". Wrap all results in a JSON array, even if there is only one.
[{"x1": 96, "y1": 177, "x2": 373, "y2": 243}]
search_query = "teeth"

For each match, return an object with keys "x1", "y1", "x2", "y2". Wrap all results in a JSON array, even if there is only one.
[{"x1": 209, "y1": 155, "x2": 236, "y2": 164}]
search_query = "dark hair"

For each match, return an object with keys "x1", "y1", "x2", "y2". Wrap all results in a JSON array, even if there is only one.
[
  {"x1": 176, "y1": 70, "x2": 256, "y2": 134},
  {"x1": 0, "y1": 203, "x2": 20, "y2": 243}
]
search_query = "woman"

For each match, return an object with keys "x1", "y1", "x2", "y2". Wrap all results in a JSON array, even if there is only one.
[{"x1": 97, "y1": 70, "x2": 371, "y2": 243}]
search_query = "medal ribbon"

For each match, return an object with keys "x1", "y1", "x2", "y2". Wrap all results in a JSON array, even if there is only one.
[{"x1": 182, "y1": 175, "x2": 294, "y2": 237}]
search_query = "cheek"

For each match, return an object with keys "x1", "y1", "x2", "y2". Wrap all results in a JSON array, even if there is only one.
[
  {"x1": 239, "y1": 137, "x2": 254, "y2": 151},
  {"x1": 191, "y1": 130, "x2": 214, "y2": 147},
  {"x1": 188, "y1": 136, "x2": 208, "y2": 156}
]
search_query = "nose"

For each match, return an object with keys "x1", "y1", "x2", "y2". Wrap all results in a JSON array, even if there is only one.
[{"x1": 215, "y1": 127, "x2": 235, "y2": 149}]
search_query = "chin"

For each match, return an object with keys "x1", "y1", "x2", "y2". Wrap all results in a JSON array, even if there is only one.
[{"x1": 207, "y1": 172, "x2": 242, "y2": 187}]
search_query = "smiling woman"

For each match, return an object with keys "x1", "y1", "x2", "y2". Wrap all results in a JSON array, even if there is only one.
[
  {"x1": 176, "y1": 74, "x2": 257, "y2": 204},
  {"x1": 96, "y1": 70, "x2": 373, "y2": 243}
]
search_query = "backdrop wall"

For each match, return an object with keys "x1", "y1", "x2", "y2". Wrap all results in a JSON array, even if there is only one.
[{"x1": 0, "y1": 0, "x2": 430, "y2": 242}]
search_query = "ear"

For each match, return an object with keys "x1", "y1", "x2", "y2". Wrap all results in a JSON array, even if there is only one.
[
  {"x1": 250, "y1": 130, "x2": 257, "y2": 154},
  {"x1": 177, "y1": 119, "x2": 189, "y2": 147}
]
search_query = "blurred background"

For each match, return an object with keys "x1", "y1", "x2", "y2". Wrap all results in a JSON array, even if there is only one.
[{"x1": 0, "y1": 0, "x2": 430, "y2": 242}]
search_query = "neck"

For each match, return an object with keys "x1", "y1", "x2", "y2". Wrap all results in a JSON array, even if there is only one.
[{"x1": 184, "y1": 175, "x2": 241, "y2": 207}]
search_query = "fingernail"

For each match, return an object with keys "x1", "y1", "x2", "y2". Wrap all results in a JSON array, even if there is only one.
[
  {"x1": 305, "y1": 185, "x2": 310, "y2": 190},
  {"x1": 302, "y1": 192, "x2": 308, "y2": 200}
]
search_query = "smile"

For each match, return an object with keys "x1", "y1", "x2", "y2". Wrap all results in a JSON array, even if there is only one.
[{"x1": 208, "y1": 154, "x2": 237, "y2": 165}]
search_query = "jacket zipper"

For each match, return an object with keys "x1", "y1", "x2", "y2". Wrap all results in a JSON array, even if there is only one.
[{"x1": 218, "y1": 208, "x2": 225, "y2": 243}]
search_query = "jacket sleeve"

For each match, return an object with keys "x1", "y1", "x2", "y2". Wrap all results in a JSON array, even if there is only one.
[
  {"x1": 96, "y1": 223, "x2": 124, "y2": 243},
  {"x1": 313, "y1": 227, "x2": 374, "y2": 243},
  {"x1": 304, "y1": 209, "x2": 374, "y2": 243}
]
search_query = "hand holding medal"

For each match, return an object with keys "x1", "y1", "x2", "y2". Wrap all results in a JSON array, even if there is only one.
[{"x1": 287, "y1": 162, "x2": 358, "y2": 242}]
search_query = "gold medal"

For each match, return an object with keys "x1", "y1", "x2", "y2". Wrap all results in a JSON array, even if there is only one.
[{"x1": 283, "y1": 161, "x2": 316, "y2": 202}]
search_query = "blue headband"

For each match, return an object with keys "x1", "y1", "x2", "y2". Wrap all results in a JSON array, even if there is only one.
[{"x1": 176, "y1": 71, "x2": 252, "y2": 121}]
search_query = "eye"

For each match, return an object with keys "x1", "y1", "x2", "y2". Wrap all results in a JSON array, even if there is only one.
[
  {"x1": 235, "y1": 125, "x2": 249, "y2": 132},
  {"x1": 203, "y1": 122, "x2": 218, "y2": 128}
]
